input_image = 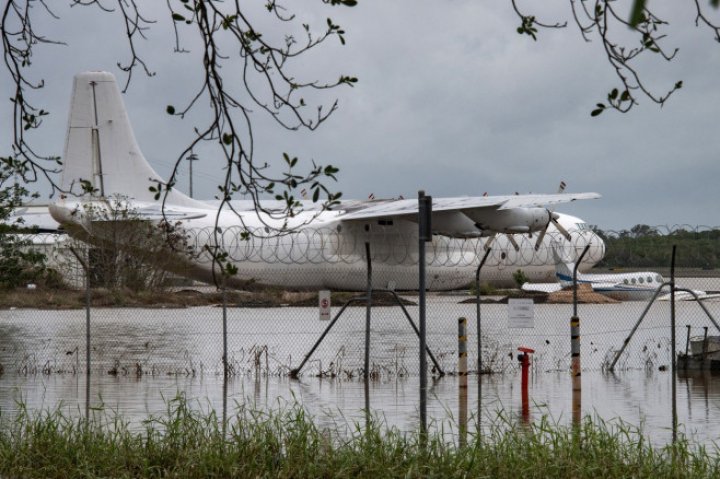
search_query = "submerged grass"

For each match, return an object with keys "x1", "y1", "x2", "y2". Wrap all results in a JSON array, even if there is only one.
[{"x1": 1, "y1": 396, "x2": 719, "y2": 478}]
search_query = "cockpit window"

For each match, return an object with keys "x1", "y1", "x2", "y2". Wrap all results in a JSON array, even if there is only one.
[{"x1": 575, "y1": 223, "x2": 591, "y2": 231}]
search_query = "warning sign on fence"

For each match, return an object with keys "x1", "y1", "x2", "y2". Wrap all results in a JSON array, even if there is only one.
[
  {"x1": 319, "y1": 290, "x2": 331, "y2": 321},
  {"x1": 508, "y1": 298, "x2": 534, "y2": 329}
]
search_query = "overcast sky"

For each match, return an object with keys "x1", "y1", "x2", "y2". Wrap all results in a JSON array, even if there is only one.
[{"x1": 3, "y1": 1, "x2": 720, "y2": 231}]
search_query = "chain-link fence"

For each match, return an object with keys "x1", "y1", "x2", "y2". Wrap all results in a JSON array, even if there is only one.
[{"x1": 1, "y1": 226, "x2": 720, "y2": 381}]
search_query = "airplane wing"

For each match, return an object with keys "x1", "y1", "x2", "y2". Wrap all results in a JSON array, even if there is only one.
[
  {"x1": 336, "y1": 193, "x2": 600, "y2": 222},
  {"x1": 133, "y1": 204, "x2": 208, "y2": 221},
  {"x1": 658, "y1": 290, "x2": 720, "y2": 301},
  {"x1": 521, "y1": 282, "x2": 563, "y2": 294},
  {"x1": 587, "y1": 282, "x2": 623, "y2": 293},
  {"x1": 51, "y1": 200, "x2": 208, "y2": 226},
  {"x1": 334, "y1": 192, "x2": 600, "y2": 238},
  {"x1": 4, "y1": 206, "x2": 63, "y2": 233}
]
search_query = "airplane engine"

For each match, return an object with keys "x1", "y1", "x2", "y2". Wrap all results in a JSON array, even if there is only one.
[{"x1": 463, "y1": 207, "x2": 551, "y2": 235}]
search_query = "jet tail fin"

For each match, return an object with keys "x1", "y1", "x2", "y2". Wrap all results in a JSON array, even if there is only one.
[
  {"x1": 61, "y1": 71, "x2": 207, "y2": 209},
  {"x1": 551, "y1": 244, "x2": 581, "y2": 284}
]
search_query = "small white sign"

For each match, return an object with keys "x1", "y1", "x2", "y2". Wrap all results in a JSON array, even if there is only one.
[
  {"x1": 319, "y1": 290, "x2": 331, "y2": 321},
  {"x1": 508, "y1": 298, "x2": 534, "y2": 329}
]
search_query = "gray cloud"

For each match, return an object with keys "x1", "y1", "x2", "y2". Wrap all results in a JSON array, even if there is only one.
[{"x1": 2, "y1": 1, "x2": 719, "y2": 231}]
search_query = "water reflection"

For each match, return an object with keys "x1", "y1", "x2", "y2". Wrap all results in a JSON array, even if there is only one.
[
  {"x1": 2, "y1": 369, "x2": 720, "y2": 446},
  {"x1": 678, "y1": 369, "x2": 720, "y2": 432}
]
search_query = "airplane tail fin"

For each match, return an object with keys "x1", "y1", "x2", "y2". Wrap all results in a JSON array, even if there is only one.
[
  {"x1": 551, "y1": 244, "x2": 580, "y2": 284},
  {"x1": 61, "y1": 71, "x2": 206, "y2": 208}
]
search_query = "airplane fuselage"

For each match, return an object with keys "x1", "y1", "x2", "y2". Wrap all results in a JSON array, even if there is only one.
[{"x1": 155, "y1": 207, "x2": 605, "y2": 290}]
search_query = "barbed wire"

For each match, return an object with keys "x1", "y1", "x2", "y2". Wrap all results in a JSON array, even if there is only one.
[{"x1": 11, "y1": 223, "x2": 720, "y2": 291}]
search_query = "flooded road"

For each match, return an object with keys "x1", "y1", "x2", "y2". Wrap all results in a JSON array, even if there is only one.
[{"x1": 1, "y1": 281, "x2": 720, "y2": 446}]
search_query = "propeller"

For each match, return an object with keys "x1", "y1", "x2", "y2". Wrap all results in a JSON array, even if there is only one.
[
  {"x1": 483, "y1": 232, "x2": 520, "y2": 252},
  {"x1": 483, "y1": 233, "x2": 496, "y2": 251},
  {"x1": 507, "y1": 234, "x2": 520, "y2": 252},
  {"x1": 534, "y1": 211, "x2": 573, "y2": 251},
  {"x1": 534, "y1": 181, "x2": 572, "y2": 251},
  {"x1": 484, "y1": 181, "x2": 571, "y2": 253}
]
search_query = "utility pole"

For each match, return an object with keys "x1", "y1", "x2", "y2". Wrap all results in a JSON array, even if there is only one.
[{"x1": 187, "y1": 153, "x2": 199, "y2": 198}]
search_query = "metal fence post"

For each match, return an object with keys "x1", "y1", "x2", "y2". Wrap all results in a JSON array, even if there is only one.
[
  {"x1": 670, "y1": 245, "x2": 677, "y2": 445},
  {"x1": 221, "y1": 279, "x2": 229, "y2": 436},
  {"x1": 222, "y1": 284, "x2": 228, "y2": 378},
  {"x1": 66, "y1": 244, "x2": 93, "y2": 418},
  {"x1": 85, "y1": 247, "x2": 91, "y2": 420},
  {"x1": 571, "y1": 244, "x2": 590, "y2": 427},
  {"x1": 458, "y1": 317, "x2": 468, "y2": 447},
  {"x1": 418, "y1": 191, "x2": 432, "y2": 436},
  {"x1": 458, "y1": 317, "x2": 468, "y2": 382},
  {"x1": 475, "y1": 247, "x2": 492, "y2": 426},
  {"x1": 364, "y1": 242, "x2": 372, "y2": 378},
  {"x1": 363, "y1": 241, "x2": 373, "y2": 433}
]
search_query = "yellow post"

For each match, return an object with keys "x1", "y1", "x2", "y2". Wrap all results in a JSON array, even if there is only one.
[
  {"x1": 571, "y1": 315, "x2": 581, "y2": 427},
  {"x1": 458, "y1": 317, "x2": 468, "y2": 446}
]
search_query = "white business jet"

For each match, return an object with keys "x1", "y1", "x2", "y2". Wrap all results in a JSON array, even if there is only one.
[
  {"x1": 522, "y1": 244, "x2": 666, "y2": 301},
  {"x1": 49, "y1": 72, "x2": 605, "y2": 290}
]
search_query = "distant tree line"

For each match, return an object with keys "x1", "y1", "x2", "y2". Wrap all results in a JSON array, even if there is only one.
[{"x1": 594, "y1": 225, "x2": 720, "y2": 269}]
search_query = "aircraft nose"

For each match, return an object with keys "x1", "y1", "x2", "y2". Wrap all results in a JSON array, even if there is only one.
[
  {"x1": 570, "y1": 229, "x2": 605, "y2": 265},
  {"x1": 586, "y1": 231, "x2": 605, "y2": 264}
]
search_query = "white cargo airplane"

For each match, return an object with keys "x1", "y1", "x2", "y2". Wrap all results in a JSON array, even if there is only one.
[{"x1": 48, "y1": 72, "x2": 605, "y2": 290}]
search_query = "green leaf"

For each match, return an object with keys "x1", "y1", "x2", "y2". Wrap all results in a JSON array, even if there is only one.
[
  {"x1": 166, "y1": 105, "x2": 175, "y2": 115},
  {"x1": 172, "y1": 13, "x2": 186, "y2": 22},
  {"x1": 225, "y1": 263, "x2": 238, "y2": 276},
  {"x1": 591, "y1": 108, "x2": 604, "y2": 117},
  {"x1": 609, "y1": 89, "x2": 619, "y2": 100},
  {"x1": 675, "y1": 81, "x2": 683, "y2": 89},
  {"x1": 323, "y1": 165, "x2": 339, "y2": 177},
  {"x1": 629, "y1": 0, "x2": 647, "y2": 27},
  {"x1": 339, "y1": 75, "x2": 358, "y2": 85}
]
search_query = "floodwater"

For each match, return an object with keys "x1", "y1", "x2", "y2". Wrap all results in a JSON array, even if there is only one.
[
  {"x1": 1, "y1": 279, "x2": 720, "y2": 447},
  {"x1": 3, "y1": 369, "x2": 720, "y2": 446}
]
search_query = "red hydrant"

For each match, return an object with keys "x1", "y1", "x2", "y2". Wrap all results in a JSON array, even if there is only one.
[{"x1": 517, "y1": 346, "x2": 535, "y2": 424}]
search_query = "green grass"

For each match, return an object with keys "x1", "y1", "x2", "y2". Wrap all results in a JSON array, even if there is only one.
[{"x1": 1, "y1": 396, "x2": 719, "y2": 478}]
